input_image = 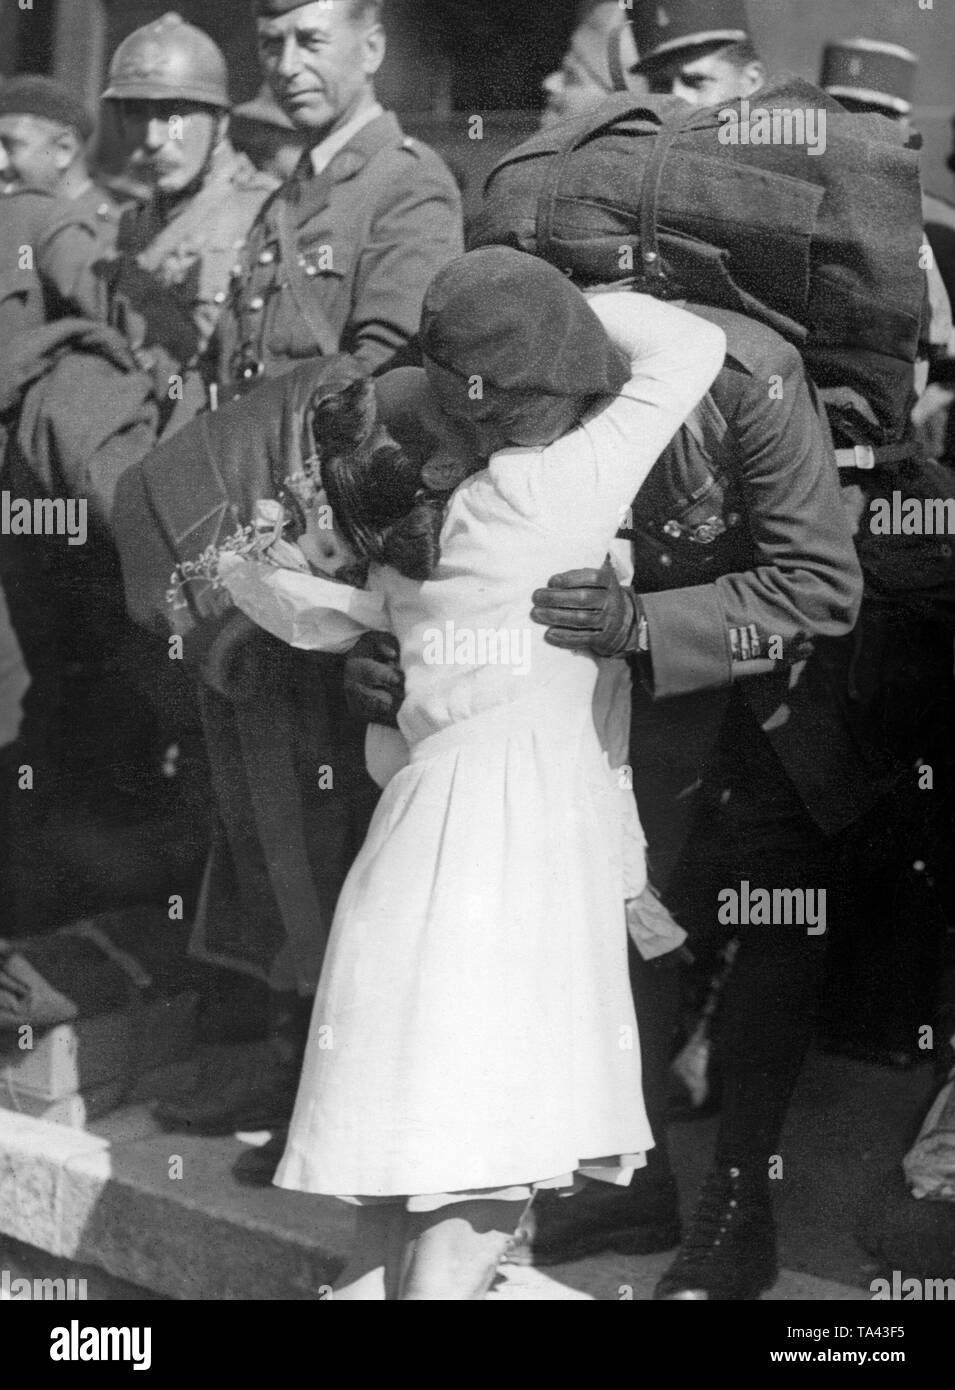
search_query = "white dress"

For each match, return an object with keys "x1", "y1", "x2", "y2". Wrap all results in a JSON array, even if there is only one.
[{"x1": 231, "y1": 294, "x2": 725, "y2": 1203}]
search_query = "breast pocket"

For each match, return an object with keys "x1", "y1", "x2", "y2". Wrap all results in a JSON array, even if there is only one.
[
  {"x1": 277, "y1": 226, "x2": 353, "y2": 358},
  {"x1": 623, "y1": 431, "x2": 750, "y2": 591}
]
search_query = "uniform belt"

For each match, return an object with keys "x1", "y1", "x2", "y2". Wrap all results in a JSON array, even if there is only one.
[{"x1": 834, "y1": 443, "x2": 916, "y2": 471}]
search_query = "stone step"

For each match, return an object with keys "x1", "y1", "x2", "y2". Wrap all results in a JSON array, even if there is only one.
[{"x1": 0, "y1": 1101, "x2": 869, "y2": 1301}]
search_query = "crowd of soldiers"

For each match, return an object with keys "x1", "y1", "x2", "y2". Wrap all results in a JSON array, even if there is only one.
[{"x1": 1, "y1": 0, "x2": 953, "y2": 1299}]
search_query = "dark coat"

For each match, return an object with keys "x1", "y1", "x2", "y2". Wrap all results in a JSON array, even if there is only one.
[
  {"x1": 0, "y1": 186, "x2": 120, "y2": 357},
  {"x1": 0, "y1": 319, "x2": 158, "y2": 534},
  {"x1": 622, "y1": 305, "x2": 878, "y2": 887},
  {"x1": 113, "y1": 360, "x2": 379, "y2": 990}
]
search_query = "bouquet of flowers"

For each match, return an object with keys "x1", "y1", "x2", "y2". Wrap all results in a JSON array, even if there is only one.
[{"x1": 166, "y1": 452, "x2": 331, "y2": 616}]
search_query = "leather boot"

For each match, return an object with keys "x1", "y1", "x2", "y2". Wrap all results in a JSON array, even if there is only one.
[
  {"x1": 506, "y1": 1159, "x2": 681, "y2": 1267},
  {"x1": 155, "y1": 994, "x2": 311, "y2": 1135},
  {"x1": 153, "y1": 1040, "x2": 298, "y2": 1135},
  {"x1": 654, "y1": 1165, "x2": 778, "y2": 1300}
]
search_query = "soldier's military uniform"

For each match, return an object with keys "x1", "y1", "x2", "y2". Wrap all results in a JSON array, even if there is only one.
[
  {"x1": 212, "y1": 110, "x2": 463, "y2": 392},
  {"x1": 97, "y1": 13, "x2": 279, "y2": 431},
  {"x1": 114, "y1": 141, "x2": 276, "y2": 410},
  {"x1": 0, "y1": 185, "x2": 120, "y2": 344},
  {"x1": 820, "y1": 38, "x2": 954, "y2": 393},
  {"x1": 814, "y1": 38, "x2": 955, "y2": 1070},
  {"x1": 519, "y1": 309, "x2": 870, "y2": 1298}
]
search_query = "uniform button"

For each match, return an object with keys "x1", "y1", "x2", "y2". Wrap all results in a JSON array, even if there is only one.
[
  {"x1": 659, "y1": 553, "x2": 673, "y2": 567},
  {"x1": 231, "y1": 263, "x2": 244, "y2": 278},
  {"x1": 258, "y1": 249, "x2": 276, "y2": 265},
  {"x1": 249, "y1": 296, "x2": 265, "y2": 312},
  {"x1": 304, "y1": 263, "x2": 318, "y2": 277},
  {"x1": 96, "y1": 202, "x2": 112, "y2": 219},
  {"x1": 213, "y1": 291, "x2": 227, "y2": 305}
]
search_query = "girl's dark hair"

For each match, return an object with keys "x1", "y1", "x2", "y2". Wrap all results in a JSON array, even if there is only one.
[
  {"x1": 379, "y1": 496, "x2": 446, "y2": 581},
  {"x1": 309, "y1": 377, "x2": 449, "y2": 582},
  {"x1": 321, "y1": 434, "x2": 446, "y2": 583}
]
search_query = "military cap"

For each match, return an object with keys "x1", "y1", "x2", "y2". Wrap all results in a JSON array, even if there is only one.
[
  {"x1": 820, "y1": 38, "x2": 919, "y2": 117},
  {"x1": 630, "y1": 0, "x2": 751, "y2": 73},
  {"x1": 419, "y1": 248, "x2": 629, "y2": 400},
  {"x1": 0, "y1": 75, "x2": 94, "y2": 142},
  {"x1": 233, "y1": 83, "x2": 297, "y2": 132},
  {"x1": 102, "y1": 12, "x2": 230, "y2": 109}
]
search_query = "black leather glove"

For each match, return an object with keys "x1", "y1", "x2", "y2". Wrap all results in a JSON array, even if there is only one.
[
  {"x1": 344, "y1": 631, "x2": 405, "y2": 725},
  {"x1": 531, "y1": 560, "x2": 643, "y2": 657}
]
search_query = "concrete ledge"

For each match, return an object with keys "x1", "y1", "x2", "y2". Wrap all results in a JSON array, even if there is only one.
[
  {"x1": 0, "y1": 1103, "x2": 870, "y2": 1301},
  {"x1": 0, "y1": 1108, "x2": 350, "y2": 1299},
  {"x1": 493, "y1": 1256, "x2": 870, "y2": 1301}
]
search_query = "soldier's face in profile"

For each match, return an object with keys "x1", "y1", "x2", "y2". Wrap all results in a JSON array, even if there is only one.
[
  {"x1": 644, "y1": 46, "x2": 764, "y2": 108},
  {"x1": 257, "y1": 1, "x2": 386, "y2": 137},
  {"x1": 0, "y1": 114, "x2": 71, "y2": 193},
  {"x1": 118, "y1": 100, "x2": 224, "y2": 195}
]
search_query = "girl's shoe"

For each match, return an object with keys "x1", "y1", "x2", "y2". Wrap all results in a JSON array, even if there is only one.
[{"x1": 505, "y1": 1169, "x2": 681, "y2": 1267}]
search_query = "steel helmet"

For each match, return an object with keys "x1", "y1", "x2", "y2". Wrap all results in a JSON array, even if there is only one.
[{"x1": 102, "y1": 12, "x2": 231, "y2": 110}]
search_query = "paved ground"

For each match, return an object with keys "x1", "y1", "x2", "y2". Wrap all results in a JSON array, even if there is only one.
[
  {"x1": 0, "y1": 1043, "x2": 942, "y2": 1301},
  {"x1": 668, "y1": 1048, "x2": 939, "y2": 1293}
]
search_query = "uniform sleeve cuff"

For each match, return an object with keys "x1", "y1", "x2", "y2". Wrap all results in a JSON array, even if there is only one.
[{"x1": 638, "y1": 586, "x2": 734, "y2": 699}]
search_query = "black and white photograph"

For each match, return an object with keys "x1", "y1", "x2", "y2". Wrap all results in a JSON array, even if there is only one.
[{"x1": 0, "y1": 0, "x2": 954, "y2": 1339}]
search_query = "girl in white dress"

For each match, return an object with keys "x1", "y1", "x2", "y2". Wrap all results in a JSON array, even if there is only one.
[{"x1": 229, "y1": 249, "x2": 725, "y2": 1299}]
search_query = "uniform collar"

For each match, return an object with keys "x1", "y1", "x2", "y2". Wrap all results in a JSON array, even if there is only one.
[{"x1": 308, "y1": 101, "x2": 385, "y2": 176}]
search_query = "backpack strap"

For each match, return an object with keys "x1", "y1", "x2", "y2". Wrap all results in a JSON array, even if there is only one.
[
  {"x1": 535, "y1": 96, "x2": 661, "y2": 264},
  {"x1": 535, "y1": 98, "x2": 713, "y2": 297},
  {"x1": 273, "y1": 193, "x2": 340, "y2": 359}
]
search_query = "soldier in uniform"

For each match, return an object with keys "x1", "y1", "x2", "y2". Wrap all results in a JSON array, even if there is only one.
[
  {"x1": 624, "y1": 0, "x2": 765, "y2": 107},
  {"x1": 152, "y1": 0, "x2": 462, "y2": 1155},
  {"x1": 354, "y1": 298, "x2": 872, "y2": 1298},
  {"x1": 212, "y1": 0, "x2": 462, "y2": 394},
  {"x1": 814, "y1": 39, "x2": 955, "y2": 1071},
  {"x1": 100, "y1": 12, "x2": 279, "y2": 431},
  {"x1": 0, "y1": 78, "x2": 123, "y2": 342},
  {"x1": 500, "y1": 30, "x2": 940, "y2": 1298},
  {"x1": 0, "y1": 74, "x2": 121, "y2": 231},
  {"x1": 820, "y1": 39, "x2": 954, "y2": 436},
  {"x1": 232, "y1": 82, "x2": 309, "y2": 182},
  {"x1": 0, "y1": 80, "x2": 128, "y2": 916}
]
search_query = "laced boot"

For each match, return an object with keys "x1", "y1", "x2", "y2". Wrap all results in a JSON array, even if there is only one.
[{"x1": 654, "y1": 1164, "x2": 778, "y2": 1300}]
